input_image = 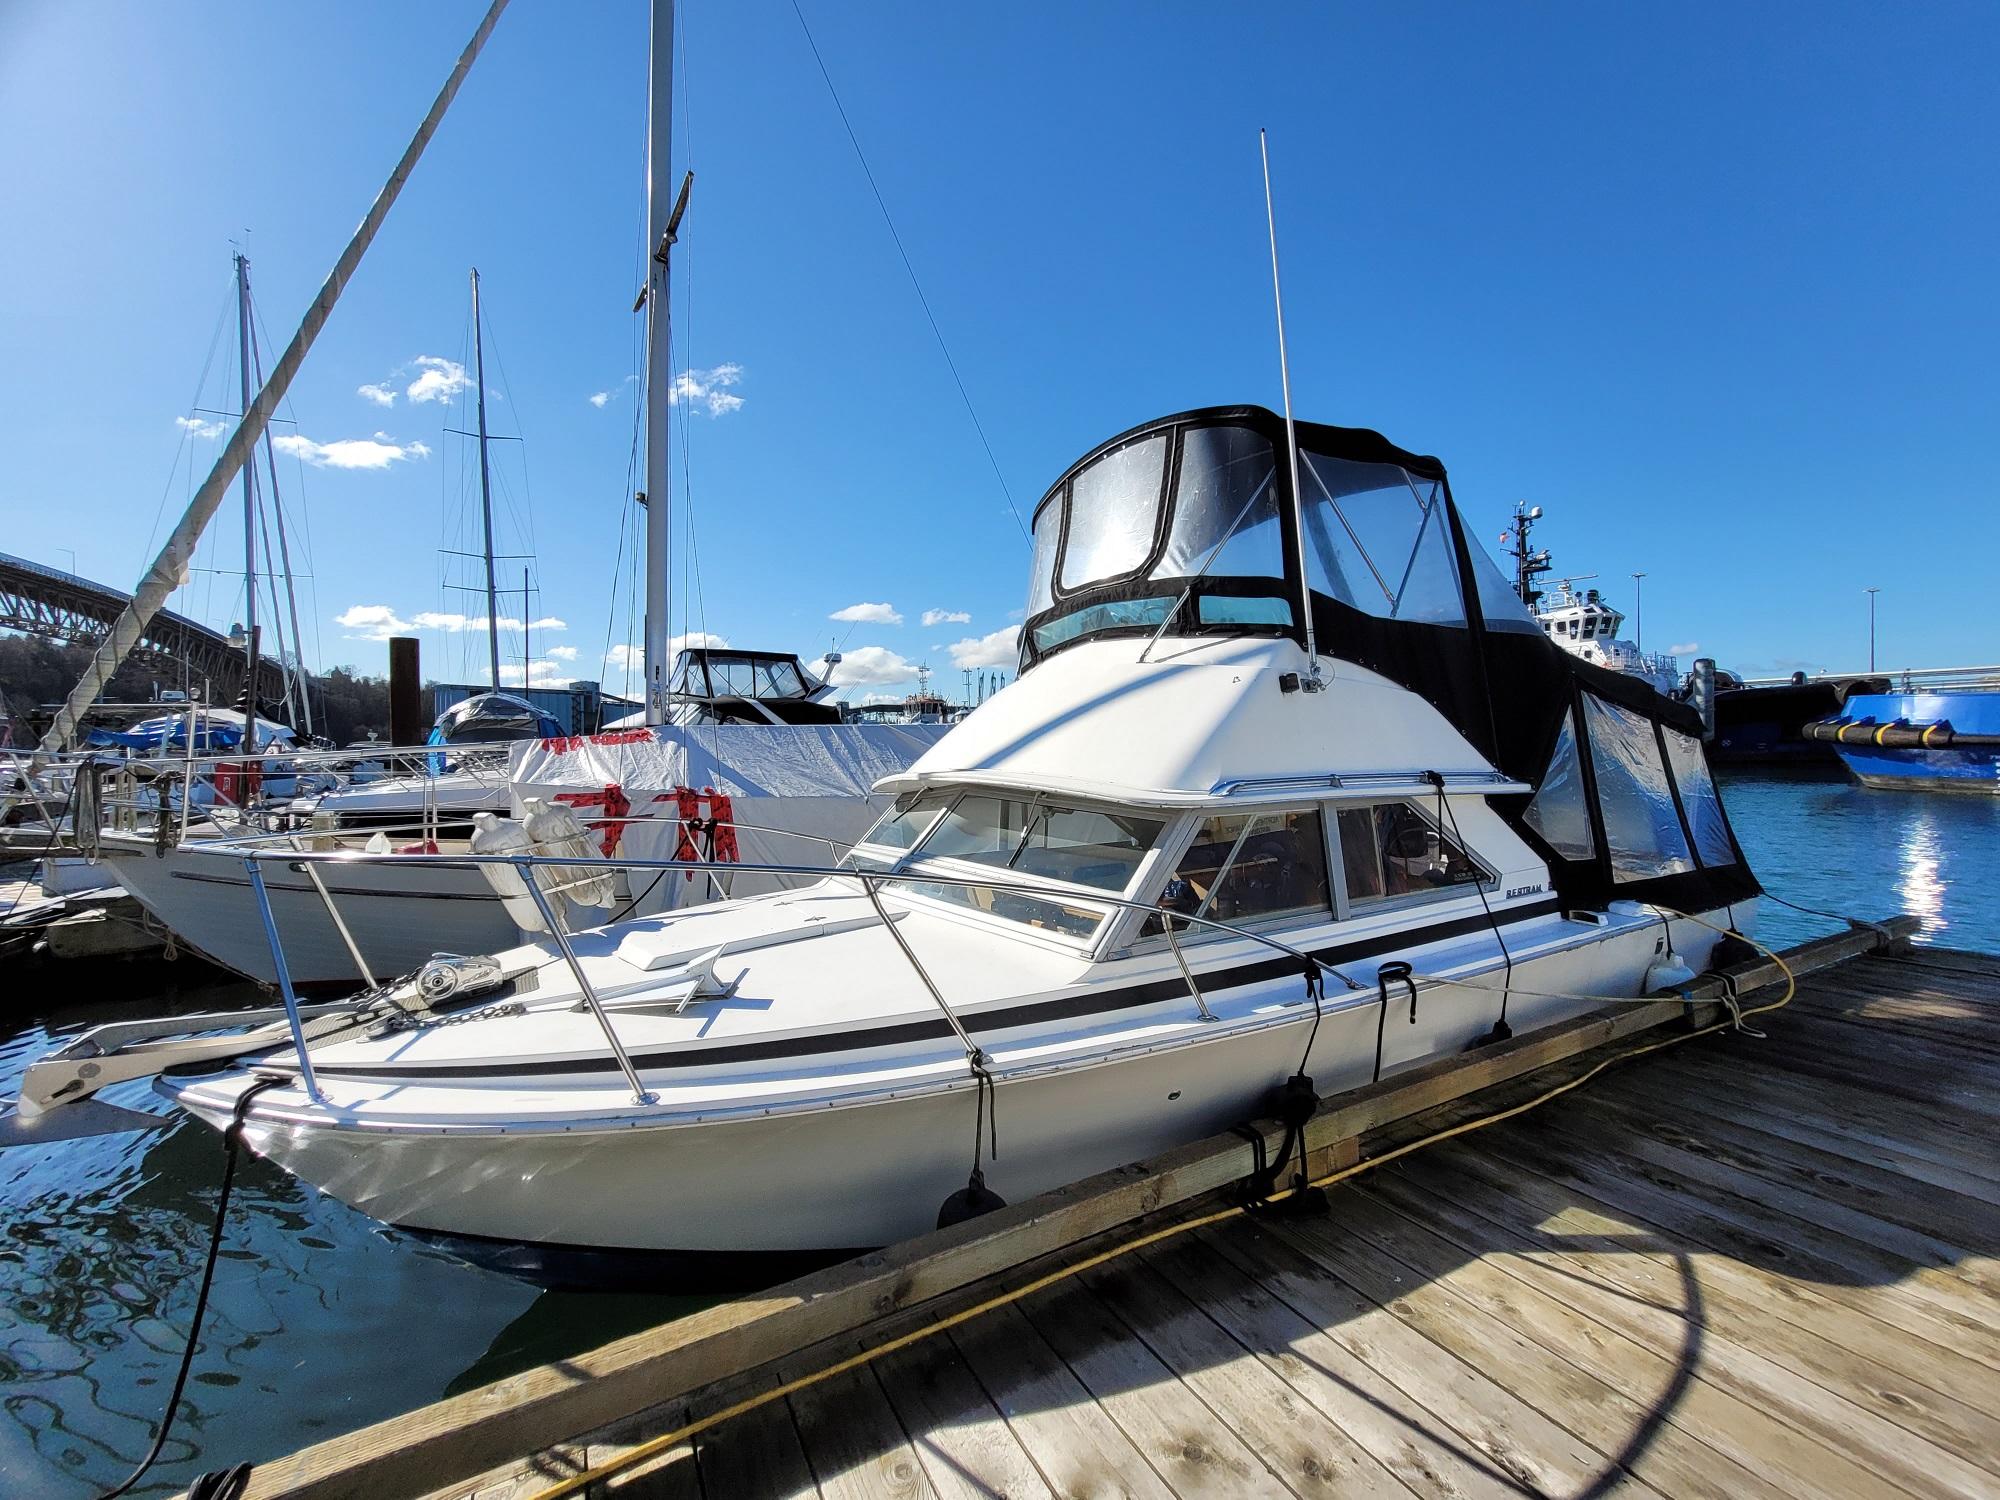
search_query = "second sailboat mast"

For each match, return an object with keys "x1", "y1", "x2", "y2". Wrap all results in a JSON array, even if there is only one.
[{"x1": 471, "y1": 266, "x2": 501, "y2": 693}]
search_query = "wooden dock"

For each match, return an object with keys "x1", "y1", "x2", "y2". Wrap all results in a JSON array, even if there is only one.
[{"x1": 228, "y1": 925, "x2": 2000, "y2": 1500}]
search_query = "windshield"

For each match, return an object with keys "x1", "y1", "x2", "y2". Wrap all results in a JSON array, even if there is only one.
[{"x1": 852, "y1": 789, "x2": 1166, "y2": 938}]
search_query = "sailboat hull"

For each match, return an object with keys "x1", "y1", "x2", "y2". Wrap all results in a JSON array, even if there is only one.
[{"x1": 100, "y1": 832, "x2": 517, "y2": 985}]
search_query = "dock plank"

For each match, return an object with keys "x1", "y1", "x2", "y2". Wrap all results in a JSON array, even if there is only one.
[
  {"x1": 1613, "y1": 1053, "x2": 2000, "y2": 1211},
  {"x1": 1346, "y1": 1168, "x2": 1999, "y2": 1499},
  {"x1": 948, "y1": 1302, "x2": 1180, "y2": 1500},
  {"x1": 871, "y1": 1341, "x2": 1055, "y2": 1500},
  {"x1": 785, "y1": 1363, "x2": 937, "y2": 1500},
  {"x1": 693, "y1": 1393, "x2": 818, "y2": 1500},
  {"x1": 1202, "y1": 1220, "x2": 1672, "y2": 1499},
  {"x1": 1267, "y1": 1200, "x2": 1807, "y2": 1500},
  {"x1": 1394, "y1": 1142, "x2": 2000, "y2": 1434},
  {"x1": 1077, "y1": 1255, "x2": 1415, "y2": 1499},
  {"x1": 1014, "y1": 1277, "x2": 1294, "y2": 1499},
  {"x1": 1491, "y1": 1108, "x2": 2000, "y2": 1345},
  {"x1": 1137, "y1": 1236, "x2": 1531, "y2": 1500}
]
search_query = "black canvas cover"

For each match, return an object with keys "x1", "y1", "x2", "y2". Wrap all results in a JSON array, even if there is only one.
[{"x1": 1021, "y1": 405, "x2": 1759, "y2": 919}]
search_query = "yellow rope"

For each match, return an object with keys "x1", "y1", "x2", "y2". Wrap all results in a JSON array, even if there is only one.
[{"x1": 519, "y1": 922, "x2": 1797, "y2": 1500}]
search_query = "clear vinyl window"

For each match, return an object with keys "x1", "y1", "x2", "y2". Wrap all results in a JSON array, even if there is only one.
[{"x1": 1582, "y1": 695, "x2": 1695, "y2": 881}]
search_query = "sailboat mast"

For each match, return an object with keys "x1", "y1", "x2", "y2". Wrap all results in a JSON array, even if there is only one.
[
  {"x1": 471, "y1": 267, "x2": 501, "y2": 693},
  {"x1": 234, "y1": 252, "x2": 259, "y2": 732},
  {"x1": 641, "y1": 0, "x2": 676, "y2": 723}
]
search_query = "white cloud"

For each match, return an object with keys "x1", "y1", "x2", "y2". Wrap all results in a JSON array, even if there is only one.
[
  {"x1": 921, "y1": 608, "x2": 972, "y2": 628},
  {"x1": 175, "y1": 415, "x2": 227, "y2": 440},
  {"x1": 830, "y1": 601, "x2": 903, "y2": 626},
  {"x1": 546, "y1": 645, "x2": 579, "y2": 661},
  {"x1": 669, "y1": 362, "x2": 745, "y2": 416},
  {"x1": 409, "y1": 610, "x2": 567, "y2": 634},
  {"x1": 357, "y1": 382, "x2": 397, "y2": 408},
  {"x1": 589, "y1": 391, "x2": 611, "y2": 408},
  {"x1": 829, "y1": 645, "x2": 918, "y2": 687},
  {"x1": 1668, "y1": 641, "x2": 1700, "y2": 657},
  {"x1": 274, "y1": 432, "x2": 431, "y2": 470},
  {"x1": 335, "y1": 604, "x2": 413, "y2": 641},
  {"x1": 500, "y1": 659, "x2": 576, "y2": 689},
  {"x1": 405, "y1": 355, "x2": 472, "y2": 404},
  {"x1": 947, "y1": 625, "x2": 1020, "y2": 670}
]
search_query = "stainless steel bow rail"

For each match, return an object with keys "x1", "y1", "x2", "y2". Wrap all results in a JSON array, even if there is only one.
[{"x1": 157, "y1": 823, "x2": 1379, "y2": 1113}]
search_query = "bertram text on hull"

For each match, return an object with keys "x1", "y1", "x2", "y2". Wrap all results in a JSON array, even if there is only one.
[{"x1": 23, "y1": 405, "x2": 1763, "y2": 1268}]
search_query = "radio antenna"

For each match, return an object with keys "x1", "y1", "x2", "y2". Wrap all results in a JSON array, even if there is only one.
[{"x1": 1260, "y1": 129, "x2": 1322, "y2": 689}]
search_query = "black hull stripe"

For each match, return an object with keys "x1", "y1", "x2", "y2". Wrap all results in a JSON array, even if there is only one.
[
  {"x1": 166, "y1": 869, "x2": 502, "y2": 904},
  {"x1": 307, "y1": 897, "x2": 1565, "y2": 1081}
]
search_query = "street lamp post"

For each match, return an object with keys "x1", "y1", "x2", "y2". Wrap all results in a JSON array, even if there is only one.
[
  {"x1": 1631, "y1": 572, "x2": 1646, "y2": 652},
  {"x1": 1865, "y1": 587, "x2": 1880, "y2": 673}
]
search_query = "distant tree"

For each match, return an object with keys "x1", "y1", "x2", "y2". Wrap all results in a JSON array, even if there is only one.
[{"x1": 0, "y1": 632, "x2": 430, "y2": 747}]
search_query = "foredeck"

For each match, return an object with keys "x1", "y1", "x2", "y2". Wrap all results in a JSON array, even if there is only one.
[{"x1": 234, "y1": 933, "x2": 2000, "y2": 1500}]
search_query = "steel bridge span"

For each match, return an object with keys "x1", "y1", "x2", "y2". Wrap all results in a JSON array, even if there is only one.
[{"x1": 0, "y1": 551, "x2": 288, "y2": 705}]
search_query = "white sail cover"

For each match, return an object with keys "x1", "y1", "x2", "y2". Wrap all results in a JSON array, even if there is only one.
[{"x1": 507, "y1": 723, "x2": 949, "y2": 913}]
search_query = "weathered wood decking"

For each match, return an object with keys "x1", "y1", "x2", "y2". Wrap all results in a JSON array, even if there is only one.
[{"x1": 238, "y1": 930, "x2": 2000, "y2": 1500}]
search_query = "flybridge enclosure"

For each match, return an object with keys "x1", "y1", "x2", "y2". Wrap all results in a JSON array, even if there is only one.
[
  {"x1": 1022, "y1": 405, "x2": 1541, "y2": 668},
  {"x1": 668, "y1": 649, "x2": 842, "y2": 726},
  {"x1": 1020, "y1": 405, "x2": 1758, "y2": 917}
]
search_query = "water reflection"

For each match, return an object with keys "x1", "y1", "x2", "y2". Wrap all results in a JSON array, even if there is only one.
[{"x1": 1717, "y1": 769, "x2": 2000, "y2": 952}]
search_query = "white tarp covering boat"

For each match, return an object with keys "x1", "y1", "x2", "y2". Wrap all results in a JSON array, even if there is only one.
[{"x1": 508, "y1": 723, "x2": 951, "y2": 913}]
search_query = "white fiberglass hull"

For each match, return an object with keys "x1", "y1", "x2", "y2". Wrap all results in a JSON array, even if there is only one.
[
  {"x1": 101, "y1": 833, "x2": 518, "y2": 986},
  {"x1": 167, "y1": 906, "x2": 1744, "y2": 1256}
]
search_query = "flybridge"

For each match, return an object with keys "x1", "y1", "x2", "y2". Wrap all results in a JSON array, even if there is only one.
[{"x1": 1018, "y1": 404, "x2": 1542, "y2": 675}]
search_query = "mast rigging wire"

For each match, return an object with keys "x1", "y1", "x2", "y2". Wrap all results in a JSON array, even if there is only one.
[{"x1": 786, "y1": 0, "x2": 1028, "y2": 544}]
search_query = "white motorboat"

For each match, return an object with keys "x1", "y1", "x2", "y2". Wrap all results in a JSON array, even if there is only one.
[{"x1": 20, "y1": 405, "x2": 1762, "y2": 1276}]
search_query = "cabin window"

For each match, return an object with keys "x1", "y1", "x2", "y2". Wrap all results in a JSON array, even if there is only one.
[
  {"x1": 1660, "y1": 728, "x2": 1736, "y2": 867},
  {"x1": 1298, "y1": 456, "x2": 1466, "y2": 627},
  {"x1": 886, "y1": 793, "x2": 1166, "y2": 940},
  {"x1": 854, "y1": 790, "x2": 953, "y2": 857},
  {"x1": 1151, "y1": 425, "x2": 1283, "y2": 583},
  {"x1": 1582, "y1": 695, "x2": 1695, "y2": 881},
  {"x1": 1335, "y1": 802, "x2": 1489, "y2": 906},
  {"x1": 1059, "y1": 434, "x2": 1168, "y2": 591},
  {"x1": 1521, "y1": 712, "x2": 1597, "y2": 860},
  {"x1": 906, "y1": 794, "x2": 1163, "y2": 893},
  {"x1": 1148, "y1": 808, "x2": 1330, "y2": 934}
]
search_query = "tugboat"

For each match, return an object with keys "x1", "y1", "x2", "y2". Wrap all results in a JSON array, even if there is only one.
[
  {"x1": 1504, "y1": 503, "x2": 1680, "y2": 697},
  {"x1": 1806, "y1": 689, "x2": 2000, "y2": 792}
]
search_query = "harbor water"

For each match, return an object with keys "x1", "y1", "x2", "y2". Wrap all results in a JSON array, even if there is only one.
[{"x1": 3, "y1": 770, "x2": 1996, "y2": 1498}]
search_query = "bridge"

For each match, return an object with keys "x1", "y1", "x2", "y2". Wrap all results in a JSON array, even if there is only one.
[{"x1": 0, "y1": 551, "x2": 289, "y2": 706}]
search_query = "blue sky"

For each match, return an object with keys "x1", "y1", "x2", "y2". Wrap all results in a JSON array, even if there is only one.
[{"x1": 2, "y1": 1, "x2": 1994, "y2": 704}]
